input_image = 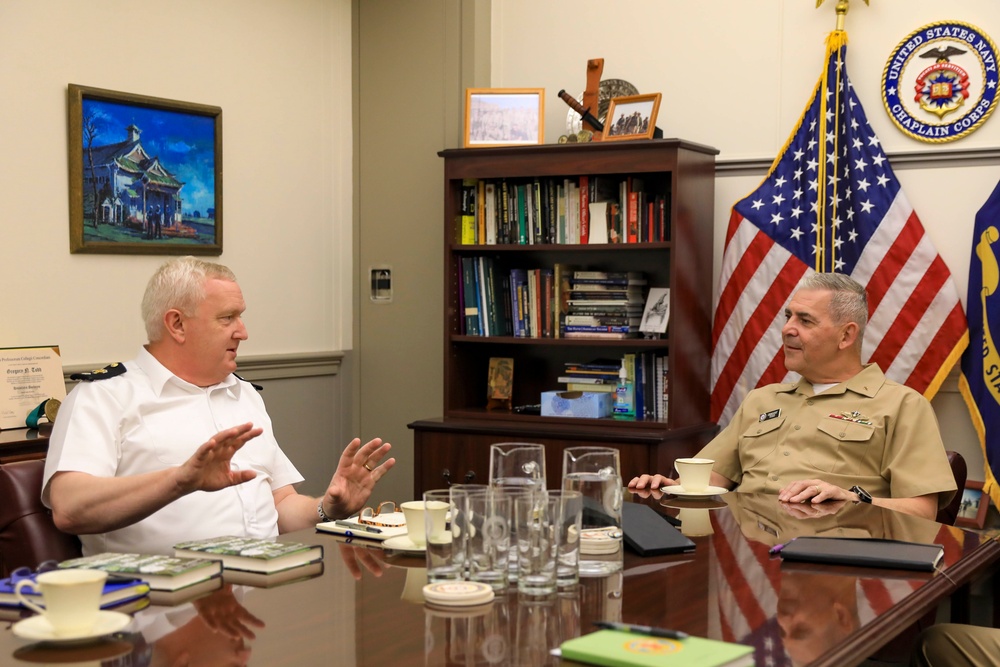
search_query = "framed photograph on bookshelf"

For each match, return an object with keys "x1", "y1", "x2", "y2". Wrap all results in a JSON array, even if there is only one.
[
  {"x1": 464, "y1": 88, "x2": 545, "y2": 148},
  {"x1": 956, "y1": 480, "x2": 991, "y2": 530},
  {"x1": 68, "y1": 84, "x2": 223, "y2": 255},
  {"x1": 604, "y1": 93, "x2": 662, "y2": 142},
  {"x1": 640, "y1": 287, "x2": 670, "y2": 335}
]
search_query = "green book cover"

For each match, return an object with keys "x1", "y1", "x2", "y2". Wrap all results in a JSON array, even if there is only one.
[
  {"x1": 58, "y1": 552, "x2": 221, "y2": 591},
  {"x1": 559, "y1": 630, "x2": 753, "y2": 667},
  {"x1": 174, "y1": 536, "x2": 323, "y2": 574}
]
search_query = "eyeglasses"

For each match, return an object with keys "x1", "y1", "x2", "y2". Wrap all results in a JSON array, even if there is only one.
[
  {"x1": 358, "y1": 501, "x2": 405, "y2": 528},
  {"x1": 10, "y1": 560, "x2": 60, "y2": 583}
]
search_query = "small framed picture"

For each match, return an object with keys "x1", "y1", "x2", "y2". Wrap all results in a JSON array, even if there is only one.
[
  {"x1": 956, "y1": 480, "x2": 991, "y2": 530},
  {"x1": 640, "y1": 287, "x2": 670, "y2": 335},
  {"x1": 464, "y1": 88, "x2": 544, "y2": 148},
  {"x1": 604, "y1": 93, "x2": 662, "y2": 142}
]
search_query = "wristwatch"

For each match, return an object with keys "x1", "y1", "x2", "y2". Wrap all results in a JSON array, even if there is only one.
[{"x1": 850, "y1": 485, "x2": 872, "y2": 504}]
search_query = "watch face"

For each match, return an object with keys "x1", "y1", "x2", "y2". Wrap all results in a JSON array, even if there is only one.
[{"x1": 565, "y1": 79, "x2": 640, "y2": 134}]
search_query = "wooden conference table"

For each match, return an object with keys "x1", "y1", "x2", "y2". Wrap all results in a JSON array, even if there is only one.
[{"x1": 2, "y1": 492, "x2": 998, "y2": 667}]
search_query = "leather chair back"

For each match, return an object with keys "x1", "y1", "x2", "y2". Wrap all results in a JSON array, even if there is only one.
[
  {"x1": 0, "y1": 459, "x2": 82, "y2": 578},
  {"x1": 936, "y1": 450, "x2": 968, "y2": 526}
]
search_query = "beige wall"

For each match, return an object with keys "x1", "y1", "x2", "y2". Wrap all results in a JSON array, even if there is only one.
[{"x1": 0, "y1": 0, "x2": 354, "y2": 362}]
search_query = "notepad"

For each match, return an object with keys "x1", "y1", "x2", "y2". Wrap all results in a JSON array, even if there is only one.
[
  {"x1": 779, "y1": 537, "x2": 944, "y2": 572},
  {"x1": 558, "y1": 629, "x2": 754, "y2": 667}
]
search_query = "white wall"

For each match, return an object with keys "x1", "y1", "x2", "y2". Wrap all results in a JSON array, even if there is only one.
[
  {"x1": 491, "y1": 0, "x2": 1000, "y2": 479},
  {"x1": 0, "y1": 0, "x2": 354, "y2": 364}
]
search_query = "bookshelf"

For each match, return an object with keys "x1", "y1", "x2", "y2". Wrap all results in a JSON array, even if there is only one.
[{"x1": 409, "y1": 139, "x2": 720, "y2": 495}]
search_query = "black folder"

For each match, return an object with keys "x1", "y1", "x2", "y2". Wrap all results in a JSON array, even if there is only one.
[
  {"x1": 779, "y1": 537, "x2": 944, "y2": 572},
  {"x1": 621, "y1": 502, "x2": 696, "y2": 556}
]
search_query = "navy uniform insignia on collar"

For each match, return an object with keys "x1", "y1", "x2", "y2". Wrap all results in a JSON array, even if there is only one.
[
  {"x1": 70, "y1": 362, "x2": 127, "y2": 382},
  {"x1": 759, "y1": 409, "x2": 781, "y2": 422},
  {"x1": 234, "y1": 373, "x2": 263, "y2": 391}
]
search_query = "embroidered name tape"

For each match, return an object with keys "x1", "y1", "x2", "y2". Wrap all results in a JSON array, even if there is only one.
[{"x1": 759, "y1": 409, "x2": 781, "y2": 422}]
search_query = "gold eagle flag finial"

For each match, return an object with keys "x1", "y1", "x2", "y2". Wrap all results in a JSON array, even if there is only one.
[{"x1": 816, "y1": 0, "x2": 869, "y2": 31}]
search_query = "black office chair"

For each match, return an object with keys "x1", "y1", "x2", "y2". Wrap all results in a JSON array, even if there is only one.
[
  {"x1": 936, "y1": 450, "x2": 967, "y2": 526},
  {"x1": 0, "y1": 459, "x2": 82, "y2": 577}
]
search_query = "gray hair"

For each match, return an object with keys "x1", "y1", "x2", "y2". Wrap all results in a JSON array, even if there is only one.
[
  {"x1": 797, "y1": 272, "x2": 869, "y2": 339},
  {"x1": 141, "y1": 256, "x2": 237, "y2": 342}
]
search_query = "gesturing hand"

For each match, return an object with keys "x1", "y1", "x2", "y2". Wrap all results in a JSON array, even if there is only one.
[
  {"x1": 321, "y1": 438, "x2": 395, "y2": 520},
  {"x1": 175, "y1": 422, "x2": 263, "y2": 494}
]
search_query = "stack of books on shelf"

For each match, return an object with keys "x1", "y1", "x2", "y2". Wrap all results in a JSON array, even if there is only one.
[
  {"x1": 563, "y1": 271, "x2": 647, "y2": 339},
  {"x1": 557, "y1": 359, "x2": 621, "y2": 393},
  {"x1": 457, "y1": 175, "x2": 670, "y2": 246},
  {"x1": 626, "y1": 352, "x2": 671, "y2": 422}
]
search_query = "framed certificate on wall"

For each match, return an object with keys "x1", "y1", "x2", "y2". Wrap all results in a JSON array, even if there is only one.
[{"x1": 0, "y1": 346, "x2": 66, "y2": 430}]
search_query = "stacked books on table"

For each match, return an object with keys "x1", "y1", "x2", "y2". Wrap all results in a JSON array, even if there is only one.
[
  {"x1": 174, "y1": 535, "x2": 325, "y2": 588},
  {"x1": 58, "y1": 552, "x2": 223, "y2": 606},
  {"x1": 0, "y1": 569, "x2": 152, "y2": 619}
]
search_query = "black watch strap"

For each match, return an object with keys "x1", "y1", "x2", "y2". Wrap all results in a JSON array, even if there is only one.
[{"x1": 850, "y1": 485, "x2": 872, "y2": 504}]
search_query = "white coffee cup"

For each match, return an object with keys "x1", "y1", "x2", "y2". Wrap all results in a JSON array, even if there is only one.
[
  {"x1": 401, "y1": 499, "x2": 449, "y2": 546},
  {"x1": 674, "y1": 457, "x2": 714, "y2": 492},
  {"x1": 15, "y1": 569, "x2": 108, "y2": 636}
]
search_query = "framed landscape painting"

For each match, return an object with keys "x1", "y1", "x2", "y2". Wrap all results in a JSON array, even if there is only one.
[
  {"x1": 68, "y1": 84, "x2": 223, "y2": 255},
  {"x1": 464, "y1": 88, "x2": 544, "y2": 148}
]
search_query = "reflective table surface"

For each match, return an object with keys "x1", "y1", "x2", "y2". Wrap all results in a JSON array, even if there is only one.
[{"x1": 2, "y1": 492, "x2": 998, "y2": 667}]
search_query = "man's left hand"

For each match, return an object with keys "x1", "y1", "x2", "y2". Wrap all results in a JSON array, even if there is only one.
[
  {"x1": 321, "y1": 438, "x2": 396, "y2": 519},
  {"x1": 778, "y1": 479, "x2": 856, "y2": 504}
]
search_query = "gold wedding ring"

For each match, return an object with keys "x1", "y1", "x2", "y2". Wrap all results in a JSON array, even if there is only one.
[{"x1": 363, "y1": 462, "x2": 373, "y2": 472}]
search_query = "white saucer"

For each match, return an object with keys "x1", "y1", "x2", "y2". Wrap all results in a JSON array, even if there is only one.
[
  {"x1": 665, "y1": 485, "x2": 730, "y2": 498},
  {"x1": 383, "y1": 535, "x2": 426, "y2": 554},
  {"x1": 12, "y1": 610, "x2": 132, "y2": 645}
]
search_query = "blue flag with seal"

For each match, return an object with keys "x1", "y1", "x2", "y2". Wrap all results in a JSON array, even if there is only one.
[{"x1": 960, "y1": 180, "x2": 1000, "y2": 510}]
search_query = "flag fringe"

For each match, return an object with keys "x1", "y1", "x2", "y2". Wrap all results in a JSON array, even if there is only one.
[{"x1": 958, "y1": 373, "x2": 1000, "y2": 510}]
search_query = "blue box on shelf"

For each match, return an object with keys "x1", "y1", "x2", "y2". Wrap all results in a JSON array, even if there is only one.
[{"x1": 540, "y1": 391, "x2": 614, "y2": 419}]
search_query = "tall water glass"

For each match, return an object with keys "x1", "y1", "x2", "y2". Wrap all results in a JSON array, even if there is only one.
[
  {"x1": 449, "y1": 483, "x2": 489, "y2": 577},
  {"x1": 561, "y1": 446, "x2": 623, "y2": 576},
  {"x1": 465, "y1": 492, "x2": 511, "y2": 591},
  {"x1": 423, "y1": 489, "x2": 461, "y2": 582},
  {"x1": 489, "y1": 442, "x2": 546, "y2": 491},
  {"x1": 514, "y1": 493, "x2": 556, "y2": 596}
]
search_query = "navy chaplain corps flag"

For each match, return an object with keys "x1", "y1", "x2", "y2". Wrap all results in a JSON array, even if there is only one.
[
  {"x1": 711, "y1": 30, "x2": 968, "y2": 426},
  {"x1": 960, "y1": 181, "x2": 1000, "y2": 509}
]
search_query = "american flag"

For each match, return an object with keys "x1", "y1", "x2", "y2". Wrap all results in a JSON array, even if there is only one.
[{"x1": 710, "y1": 31, "x2": 968, "y2": 425}]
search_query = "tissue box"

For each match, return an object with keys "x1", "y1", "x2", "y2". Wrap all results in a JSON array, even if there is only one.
[{"x1": 541, "y1": 391, "x2": 614, "y2": 418}]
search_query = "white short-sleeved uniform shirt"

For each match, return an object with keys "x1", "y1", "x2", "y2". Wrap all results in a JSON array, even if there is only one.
[{"x1": 42, "y1": 347, "x2": 304, "y2": 556}]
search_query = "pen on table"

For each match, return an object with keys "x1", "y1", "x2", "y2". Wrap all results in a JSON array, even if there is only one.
[
  {"x1": 594, "y1": 621, "x2": 688, "y2": 640},
  {"x1": 334, "y1": 520, "x2": 382, "y2": 534}
]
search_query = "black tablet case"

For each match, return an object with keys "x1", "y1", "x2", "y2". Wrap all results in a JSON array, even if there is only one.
[
  {"x1": 621, "y1": 502, "x2": 696, "y2": 556},
  {"x1": 779, "y1": 537, "x2": 944, "y2": 572}
]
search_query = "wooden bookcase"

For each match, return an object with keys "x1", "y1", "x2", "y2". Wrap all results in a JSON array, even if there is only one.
[{"x1": 410, "y1": 139, "x2": 719, "y2": 495}]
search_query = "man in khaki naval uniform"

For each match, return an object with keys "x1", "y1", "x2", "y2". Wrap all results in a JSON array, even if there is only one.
[{"x1": 629, "y1": 273, "x2": 956, "y2": 520}]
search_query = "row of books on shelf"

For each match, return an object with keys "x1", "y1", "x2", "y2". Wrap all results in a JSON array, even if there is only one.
[
  {"x1": 462, "y1": 260, "x2": 654, "y2": 339},
  {"x1": 458, "y1": 175, "x2": 671, "y2": 246},
  {"x1": 0, "y1": 535, "x2": 324, "y2": 614},
  {"x1": 559, "y1": 353, "x2": 669, "y2": 421}
]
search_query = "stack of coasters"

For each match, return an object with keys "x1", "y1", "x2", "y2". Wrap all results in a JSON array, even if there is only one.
[
  {"x1": 580, "y1": 527, "x2": 622, "y2": 555},
  {"x1": 423, "y1": 581, "x2": 495, "y2": 608}
]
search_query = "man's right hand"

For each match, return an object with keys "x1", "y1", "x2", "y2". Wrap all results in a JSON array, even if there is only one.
[
  {"x1": 627, "y1": 474, "x2": 678, "y2": 493},
  {"x1": 175, "y1": 422, "x2": 263, "y2": 494}
]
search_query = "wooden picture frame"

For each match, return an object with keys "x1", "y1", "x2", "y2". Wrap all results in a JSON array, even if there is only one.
[
  {"x1": 604, "y1": 93, "x2": 662, "y2": 142},
  {"x1": 464, "y1": 88, "x2": 544, "y2": 148},
  {"x1": 956, "y1": 480, "x2": 991, "y2": 529},
  {"x1": 68, "y1": 84, "x2": 223, "y2": 255}
]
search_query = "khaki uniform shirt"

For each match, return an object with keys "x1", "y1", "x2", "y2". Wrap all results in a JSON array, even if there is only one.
[{"x1": 699, "y1": 364, "x2": 956, "y2": 509}]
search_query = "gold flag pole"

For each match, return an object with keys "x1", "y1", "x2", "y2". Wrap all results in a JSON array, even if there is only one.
[{"x1": 816, "y1": 0, "x2": 869, "y2": 31}]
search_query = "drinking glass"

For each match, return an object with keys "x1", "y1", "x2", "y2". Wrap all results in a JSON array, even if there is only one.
[
  {"x1": 489, "y1": 442, "x2": 546, "y2": 491},
  {"x1": 449, "y1": 483, "x2": 490, "y2": 577},
  {"x1": 561, "y1": 446, "x2": 623, "y2": 576},
  {"x1": 465, "y1": 492, "x2": 511, "y2": 591},
  {"x1": 423, "y1": 489, "x2": 461, "y2": 582}
]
